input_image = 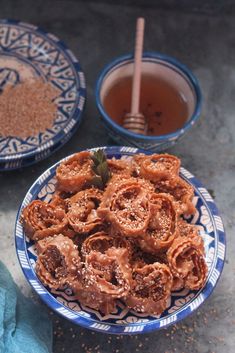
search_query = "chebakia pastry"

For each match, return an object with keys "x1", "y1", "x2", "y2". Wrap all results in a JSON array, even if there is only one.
[
  {"x1": 177, "y1": 218, "x2": 205, "y2": 254},
  {"x1": 167, "y1": 236, "x2": 207, "y2": 290},
  {"x1": 131, "y1": 244, "x2": 168, "y2": 269},
  {"x1": 66, "y1": 188, "x2": 103, "y2": 234},
  {"x1": 71, "y1": 281, "x2": 117, "y2": 315},
  {"x1": 21, "y1": 200, "x2": 68, "y2": 241},
  {"x1": 70, "y1": 248, "x2": 132, "y2": 314},
  {"x1": 125, "y1": 263, "x2": 173, "y2": 314},
  {"x1": 98, "y1": 177, "x2": 153, "y2": 237},
  {"x1": 50, "y1": 191, "x2": 69, "y2": 210},
  {"x1": 22, "y1": 150, "x2": 207, "y2": 316},
  {"x1": 81, "y1": 231, "x2": 132, "y2": 258},
  {"x1": 56, "y1": 151, "x2": 94, "y2": 193},
  {"x1": 137, "y1": 153, "x2": 181, "y2": 181},
  {"x1": 36, "y1": 234, "x2": 81, "y2": 289},
  {"x1": 154, "y1": 175, "x2": 195, "y2": 215},
  {"x1": 83, "y1": 248, "x2": 132, "y2": 297},
  {"x1": 138, "y1": 193, "x2": 178, "y2": 253}
]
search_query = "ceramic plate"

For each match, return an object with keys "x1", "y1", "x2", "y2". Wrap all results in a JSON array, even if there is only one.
[
  {"x1": 0, "y1": 19, "x2": 86, "y2": 171},
  {"x1": 15, "y1": 146, "x2": 226, "y2": 334}
]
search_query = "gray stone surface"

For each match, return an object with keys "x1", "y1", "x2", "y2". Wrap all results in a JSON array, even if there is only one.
[{"x1": 0, "y1": 1, "x2": 234, "y2": 352}]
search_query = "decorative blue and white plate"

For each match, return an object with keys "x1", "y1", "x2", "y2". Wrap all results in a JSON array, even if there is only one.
[
  {"x1": 0, "y1": 19, "x2": 86, "y2": 171},
  {"x1": 15, "y1": 146, "x2": 226, "y2": 334}
]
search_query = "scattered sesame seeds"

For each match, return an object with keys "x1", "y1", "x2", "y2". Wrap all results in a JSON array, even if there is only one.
[{"x1": 0, "y1": 78, "x2": 58, "y2": 138}]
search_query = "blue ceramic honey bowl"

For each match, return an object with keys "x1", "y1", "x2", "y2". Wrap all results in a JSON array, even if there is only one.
[{"x1": 95, "y1": 52, "x2": 202, "y2": 152}]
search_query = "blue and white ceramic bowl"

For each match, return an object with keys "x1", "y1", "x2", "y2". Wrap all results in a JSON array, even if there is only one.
[
  {"x1": 96, "y1": 53, "x2": 202, "y2": 152},
  {"x1": 15, "y1": 146, "x2": 225, "y2": 334},
  {"x1": 0, "y1": 19, "x2": 86, "y2": 171}
]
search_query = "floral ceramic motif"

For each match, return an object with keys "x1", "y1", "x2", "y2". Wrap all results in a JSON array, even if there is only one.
[{"x1": 0, "y1": 19, "x2": 86, "y2": 170}]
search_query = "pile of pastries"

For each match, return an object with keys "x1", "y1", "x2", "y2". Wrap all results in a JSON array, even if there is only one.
[{"x1": 21, "y1": 151, "x2": 207, "y2": 315}]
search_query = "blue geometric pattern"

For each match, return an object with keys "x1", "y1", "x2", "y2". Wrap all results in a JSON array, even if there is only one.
[
  {"x1": 15, "y1": 146, "x2": 226, "y2": 334},
  {"x1": 0, "y1": 19, "x2": 86, "y2": 170}
]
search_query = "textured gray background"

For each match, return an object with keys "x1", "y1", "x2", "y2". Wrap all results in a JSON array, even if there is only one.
[{"x1": 0, "y1": 1, "x2": 234, "y2": 352}]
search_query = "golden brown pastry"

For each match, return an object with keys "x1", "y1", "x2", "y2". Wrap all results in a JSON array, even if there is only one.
[
  {"x1": 71, "y1": 281, "x2": 117, "y2": 315},
  {"x1": 167, "y1": 236, "x2": 207, "y2": 290},
  {"x1": 130, "y1": 244, "x2": 168, "y2": 269},
  {"x1": 50, "y1": 191, "x2": 69, "y2": 211},
  {"x1": 83, "y1": 248, "x2": 132, "y2": 298},
  {"x1": 139, "y1": 153, "x2": 181, "y2": 181},
  {"x1": 36, "y1": 234, "x2": 81, "y2": 289},
  {"x1": 98, "y1": 177, "x2": 152, "y2": 237},
  {"x1": 177, "y1": 218, "x2": 205, "y2": 254},
  {"x1": 21, "y1": 200, "x2": 68, "y2": 241},
  {"x1": 81, "y1": 231, "x2": 132, "y2": 258},
  {"x1": 138, "y1": 193, "x2": 178, "y2": 253},
  {"x1": 66, "y1": 188, "x2": 103, "y2": 234},
  {"x1": 56, "y1": 151, "x2": 94, "y2": 193},
  {"x1": 154, "y1": 175, "x2": 195, "y2": 215},
  {"x1": 125, "y1": 263, "x2": 172, "y2": 315}
]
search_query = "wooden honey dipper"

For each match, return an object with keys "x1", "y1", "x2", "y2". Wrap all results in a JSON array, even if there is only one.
[{"x1": 123, "y1": 17, "x2": 147, "y2": 134}]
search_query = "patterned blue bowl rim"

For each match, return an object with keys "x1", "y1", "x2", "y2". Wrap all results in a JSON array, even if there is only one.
[
  {"x1": 0, "y1": 19, "x2": 86, "y2": 163},
  {"x1": 15, "y1": 146, "x2": 226, "y2": 334},
  {"x1": 95, "y1": 52, "x2": 202, "y2": 141},
  {"x1": 0, "y1": 112, "x2": 84, "y2": 172}
]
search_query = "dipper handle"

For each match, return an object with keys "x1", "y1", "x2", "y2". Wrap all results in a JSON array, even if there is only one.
[{"x1": 131, "y1": 17, "x2": 145, "y2": 115}]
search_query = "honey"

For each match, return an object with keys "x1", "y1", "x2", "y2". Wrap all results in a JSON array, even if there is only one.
[{"x1": 103, "y1": 74, "x2": 188, "y2": 135}]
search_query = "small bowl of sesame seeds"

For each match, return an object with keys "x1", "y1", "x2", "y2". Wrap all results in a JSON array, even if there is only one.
[
  {"x1": 0, "y1": 19, "x2": 86, "y2": 171},
  {"x1": 15, "y1": 146, "x2": 226, "y2": 334}
]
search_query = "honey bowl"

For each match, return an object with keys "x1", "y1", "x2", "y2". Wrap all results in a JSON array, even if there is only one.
[{"x1": 95, "y1": 52, "x2": 202, "y2": 151}]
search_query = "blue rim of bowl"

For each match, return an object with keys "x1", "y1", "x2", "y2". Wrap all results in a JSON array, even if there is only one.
[
  {"x1": 15, "y1": 146, "x2": 225, "y2": 334},
  {"x1": 0, "y1": 19, "x2": 86, "y2": 165},
  {"x1": 0, "y1": 104, "x2": 85, "y2": 171},
  {"x1": 95, "y1": 52, "x2": 202, "y2": 141}
]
